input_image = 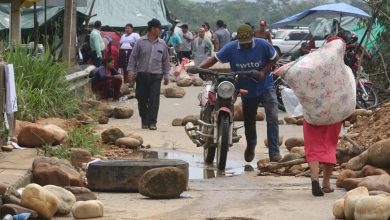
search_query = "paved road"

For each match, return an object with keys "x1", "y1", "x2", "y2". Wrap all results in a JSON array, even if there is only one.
[{"x1": 80, "y1": 86, "x2": 342, "y2": 220}]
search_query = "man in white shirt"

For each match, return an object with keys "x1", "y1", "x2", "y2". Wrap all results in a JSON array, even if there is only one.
[{"x1": 178, "y1": 24, "x2": 193, "y2": 63}]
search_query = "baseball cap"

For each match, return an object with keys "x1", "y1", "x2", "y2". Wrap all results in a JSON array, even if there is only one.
[
  {"x1": 236, "y1": 24, "x2": 253, "y2": 44},
  {"x1": 260, "y1": 20, "x2": 267, "y2": 26}
]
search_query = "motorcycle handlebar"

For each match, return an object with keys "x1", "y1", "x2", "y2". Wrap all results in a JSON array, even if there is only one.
[{"x1": 187, "y1": 66, "x2": 260, "y2": 79}]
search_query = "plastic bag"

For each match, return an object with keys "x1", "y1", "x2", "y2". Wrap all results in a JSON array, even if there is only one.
[
  {"x1": 275, "y1": 39, "x2": 356, "y2": 125},
  {"x1": 281, "y1": 87, "x2": 303, "y2": 117}
]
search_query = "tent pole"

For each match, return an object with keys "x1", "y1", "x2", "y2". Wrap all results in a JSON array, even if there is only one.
[{"x1": 44, "y1": 0, "x2": 47, "y2": 44}]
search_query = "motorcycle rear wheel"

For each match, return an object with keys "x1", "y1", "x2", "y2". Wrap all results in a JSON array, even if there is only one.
[
  {"x1": 216, "y1": 114, "x2": 230, "y2": 170},
  {"x1": 356, "y1": 84, "x2": 378, "y2": 109}
]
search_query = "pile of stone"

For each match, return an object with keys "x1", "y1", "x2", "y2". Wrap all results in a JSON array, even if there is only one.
[
  {"x1": 283, "y1": 115, "x2": 304, "y2": 126},
  {"x1": 0, "y1": 156, "x2": 103, "y2": 219},
  {"x1": 101, "y1": 128, "x2": 144, "y2": 150},
  {"x1": 332, "y1": 186, "x2": 390, "y2": 220},
  {"x1": 79, "y1": 100, "x2": 135, "y2": 125},
  {"x1": 258, "y1": 137, "x2": 307, "y2": 176}
]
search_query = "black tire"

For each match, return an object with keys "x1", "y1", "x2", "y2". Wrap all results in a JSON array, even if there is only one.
[
  {"x1": 216, "y1": 114, "x2": 230, "y2": 170},
  {"x1": 201, "y1": 105, "x2": 215, "y2": 164},
  {"x1": 356, "y1": 84, "x2": 378, "y2": 109},
  {"x1": 274, "y1": 79, "x2": 286, "y2": 112}
]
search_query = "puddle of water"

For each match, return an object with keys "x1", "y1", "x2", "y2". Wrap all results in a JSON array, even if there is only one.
[{"x1": 141, "y1": 150, "x2": 252, "y2": 180}]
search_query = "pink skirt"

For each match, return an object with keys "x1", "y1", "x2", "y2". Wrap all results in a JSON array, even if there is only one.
[{"x1": 303, "y1": 120, "x2": 342, "y2": 164}]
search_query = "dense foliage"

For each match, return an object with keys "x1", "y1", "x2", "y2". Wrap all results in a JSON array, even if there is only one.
[{"x1": 4, "y1": 47, "x2": 80, "y2": 121}]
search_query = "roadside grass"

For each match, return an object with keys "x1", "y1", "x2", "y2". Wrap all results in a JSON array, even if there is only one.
[
  {"x1": 43, "y1": 124, "x2": 105, "y2": 159},
  {"x1": 4, "y1": 46, "x2": 80, "y2": 121}
]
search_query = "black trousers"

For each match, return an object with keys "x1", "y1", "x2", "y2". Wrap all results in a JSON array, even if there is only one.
[
  {"x1": 135, "y1": 73, "x2": 163, "y2": 126},
  {"x1": 91, "y1": 51, "x2": 103, "y2": 67}
]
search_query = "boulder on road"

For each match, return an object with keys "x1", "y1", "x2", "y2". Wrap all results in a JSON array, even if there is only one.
[
  {"x1": 98, "y1": 115, "x2": 109, "y2": 124},
  {"x1": 32, "y1": 157, "x2": 83, "y2": 186},
  {"x1": 138, "y1": 167, "x2": 187, "y2": 199},
  {"x1": 367, "y1": 138, "x2": 390, "y2": 168},
  {"x1": 64, "y1": 186, "x2": 97, "y2": 201},
  {"x1": 279, "y1": 153, "x2": 302, "y2": 163},
  {"x1": 43, "y1": 185, "x2": 76, "y2": 215},
  {"x1": 284, "y1": 116, "x2": 297, "y2": 125},
  {"x1": 43, "y1": 124, "x2": 68, "y2": 145},
  {"x1": 332, "y1": 199, "x2": 345, "y2": 219},
  {"x1": 120, "y1": 84, "x2": 131, "y2": 96},
  {"x1": 71, "y1": 200, "x2": 104, "y2": 219},
  {"x1": 264, "y1": 136, "x2": 284, "y2": 147},
  {"x1": 285, "y1": 137, "x2": 304, "y2": 151},
  {"x1": 113, "y1": 107, "x2": 134, "y2": 119},
  {"x1": 192, "y1": 78, "x2": 204, "y2": 87},
  {"x1": 182, "y1": 115, "x2": 200, "y2": 126},
  {"x1": 176, "y1": 78, "x2": 192, "y2": 87},
  {"x1": 96, "y1": 104, "x2": 115, "y2": 118},
  {"x1": 163, "y1": 87, "x2": 186, "y2": 98},
  {"x1": 172, "y1": 118, "x2": 183, "y2": 126},
  {"x1": 344, "y1": 186, "x2": 369, "y2": 220},
  {"x1": 21, "y1": 183, "x2": 59, "y2": 219},
  {"x1": 256, "y1": 112, "x2": 265, "y2": 121},
  {"x1": 115, "y1": 137, "x2": 141, "y2": 149},
  {"x1": 101, "y1": 128, "x2": 125, "y2": 144},
  {"x1": 354, "y1": 195, "x2": 390, "y2": 220},
  {"x1": 18, "y1": 125, "x2": 55, "y2": 148}
]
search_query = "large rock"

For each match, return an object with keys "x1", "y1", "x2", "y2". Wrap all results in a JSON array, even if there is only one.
[
  {"x1": 43, "y1": 185, "x2": 76, "y2": 215},
  {"x1": 176, "y1": 78, "x2": 192, "y2": 87},
  {"x1": 115, "y1": 137, "x2": 141, "y2": 149},
  {"x1": 256, "y1": 112, "x2": 265, "y2": 121},
  {"x1": 14, "y1": 120, "x2": 34, "y2": 137},
  {"x1": 18, "y1": 125, "x2": 55, "y2": 147},
  {"x1": 138, "y1": 167, "x2": 187, "y2": 199},
  {"x1": 347, "y1": 150, "x2": 369, "y2": 171},
  {"x1": 290, "y1": 147, "x2": 306, "y2": 158},
  {"x1": 172, "y1": 118, "x2": 183, "y2": 126},
  {"x1": 367, "y1": 138, "x2": 390, "y2": 168},
  {"x1": 354, "y1": 195, "x2": 390, "y2": 220},
  {"x1": 120, "y1": 84, "x2": 131, "y2": 95},
  {"x1": 358, "y1": 174, "x2": 390, "y2": 193},
  {"x1": 284, "y1": 116, "x2": 297, "y2": 125},
  {"x1": 32, "y1": 157, "x2": 83, "y2": 186},
  {"x1": 70, "y1": 148, "x2": 92, "y2": 168},
  {"x1": 279, "y1": 153, "x2": 302, "y2": 163},
  {"x1": 285, "y1": 137, "x2": 304, "y2": 151},
  {"x1": 101, "y1": 128, "x2": 125, "y2": 144},
  {"x1": 336, "y1": 169, "x2": 362, "y2": 189},
  {"x1": 163, "y1": 87, "x2": 186, "y2": 98},
  {"x1": 0, "y1": 204, "x2": 38, "y2": 219},
  {"x1": 98, "y1": 115, "x2": 109, "y2": 124},
  {"x1": 21, "y1": 184, "x2": 59, "y2": 219},
  {"x1": 333, "y1": 198, "x2": 346, "y2": 219},
  {"x1": 43, "y1": 124, "x2": 68, "y2": 145},
  {"x1": 192, "y1": 78, "x2": 204, "y2": 87},
  {"x1": 87, "y1": 159, "x2": 188, "y2": 192},
  {"x1": 126, "y1": 133, "x2": 144, "y2": 146},
  {"x1": 113, "y1": 107, "x2": 134, "y2": 119},
  {"x1": 71, "y1": 200, "x2": 104, "y2": 219},
  {"x1": 182, "y1": 115, "x2": 200, "y2": 126},
  {"x1": 344, "y1": 187, "x2": 369, "y2": 220},
  {"x1": 96, "y1": 104, "x2": 115, "y2": 118},
  {"x1": 264, "y1": 136, "x2": 284, "y2": 147},
  {"x1": 64, "y1": 187, "x2": 97, "y2": 201}
]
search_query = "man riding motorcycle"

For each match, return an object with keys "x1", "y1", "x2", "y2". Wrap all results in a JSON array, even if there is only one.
[{"x1": 199, "y1": 24, "x2": 282, "y2": 162}]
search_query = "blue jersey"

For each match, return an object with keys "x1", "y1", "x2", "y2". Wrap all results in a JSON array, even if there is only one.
[{"x1": 215, "y1": 38, "x2": 277, "y2": 100}]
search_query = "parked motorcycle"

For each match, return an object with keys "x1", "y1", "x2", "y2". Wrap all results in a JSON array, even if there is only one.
[{"x1": 184, "y1": 67, "x2": 260, "y2": 170}]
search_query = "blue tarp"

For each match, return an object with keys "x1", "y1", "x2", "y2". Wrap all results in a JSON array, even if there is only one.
[{"x1": 273, "y1": 3, "x2": 371, "y2": 28}]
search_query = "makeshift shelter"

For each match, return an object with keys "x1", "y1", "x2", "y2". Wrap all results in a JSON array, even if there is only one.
[{"x1": 77, "y1": 0, "x2": 172, "y2": 29}]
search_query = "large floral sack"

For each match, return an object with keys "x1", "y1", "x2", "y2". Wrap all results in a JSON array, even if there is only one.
[{"x1": 275, "y1": 39, "x2": 356, "y2": 125}]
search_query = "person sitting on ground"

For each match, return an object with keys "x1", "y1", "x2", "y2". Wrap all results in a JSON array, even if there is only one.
[
  {"x1": 291, "y1": 42, "x2": 310, "y2": 61},
  {"x1": 91, "y1": 57, "x2": 122, "y2": 100},
  {"x1": 254, "y1": 20, "x2": 273, "y2": 45}
]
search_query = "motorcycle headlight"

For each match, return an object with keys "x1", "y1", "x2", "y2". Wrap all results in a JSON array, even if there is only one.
[{"x1": 217, "y1": 81, "x2": 235, "y2": 99}]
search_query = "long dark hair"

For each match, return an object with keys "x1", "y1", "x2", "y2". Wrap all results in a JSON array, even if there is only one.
[{"x1": 102, "y1": 57, "x2": 114, "y2": 67}]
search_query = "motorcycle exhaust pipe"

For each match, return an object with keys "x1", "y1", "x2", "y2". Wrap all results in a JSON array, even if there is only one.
[{"x1": 184, "y1": 122, "x2": 201, "y2": 144}]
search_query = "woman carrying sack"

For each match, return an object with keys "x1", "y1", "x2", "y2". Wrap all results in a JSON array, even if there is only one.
[{"x1": 275, "y1": 35, "x2": 356, "y2": 197}]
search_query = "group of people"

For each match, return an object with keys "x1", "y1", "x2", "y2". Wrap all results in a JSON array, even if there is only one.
[{"x1": 88, "y1": 17, "x2": 347, "y2": 198}]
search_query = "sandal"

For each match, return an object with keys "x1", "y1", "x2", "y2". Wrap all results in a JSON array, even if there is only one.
[{"x1": 322, "y1": 186, "x2": 335, "y2": 193}]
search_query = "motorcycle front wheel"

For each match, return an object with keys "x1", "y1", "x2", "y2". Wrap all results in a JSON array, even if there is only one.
[
  {"x1": 356, "y1": 84, "x2": 378, "y2": 109},
  {"x1": 201, "y1": 105, "x2": 215, "y2": 164},
  {"x1": 216, "y1": 114, "x2": 230, "y2": 170}
]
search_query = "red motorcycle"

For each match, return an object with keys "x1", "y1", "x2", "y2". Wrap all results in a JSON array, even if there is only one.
[{"x1": 184, "y1": 67, "x2": 260, "y2": 170}]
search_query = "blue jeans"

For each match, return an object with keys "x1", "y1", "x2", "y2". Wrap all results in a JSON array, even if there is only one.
[{"x1": 242, "y1": 88, "x2": 280, "y2": 157}]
